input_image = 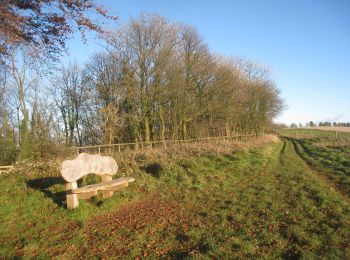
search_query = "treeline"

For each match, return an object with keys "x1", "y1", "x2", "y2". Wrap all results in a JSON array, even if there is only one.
[
  {"x1": 317, "y1": 122, "x2": 350, "y2": 127},
  {"x1": 332, "y1": 122, "x2": 350, "y2": 127},
  {"x1": 0, "y1": 14, "x2": 283, "y2": 164}
]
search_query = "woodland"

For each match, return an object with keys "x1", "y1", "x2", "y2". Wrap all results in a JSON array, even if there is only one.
[{"x1": 0, "y1": 1, "x2": 283, "y2": 164}]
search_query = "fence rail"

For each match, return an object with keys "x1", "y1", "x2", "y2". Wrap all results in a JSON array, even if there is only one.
[{"x1": 72, "y1": 133, "x2": 265, "y2": 155}]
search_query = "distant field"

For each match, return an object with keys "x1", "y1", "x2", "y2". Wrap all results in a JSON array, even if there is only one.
[
  {"x1": 0, "y1": 134, "x2": 349, "y2": 258},
  {"x1": 306, "y1": 126, "x2": 350, "y2": 133},
  {"x1": 280, "y1": 128, "x2": 350, "y2": 139}
]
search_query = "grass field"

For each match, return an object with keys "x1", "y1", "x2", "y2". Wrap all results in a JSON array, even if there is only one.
[
  {"x1": 279, "y1": 128, "x2": 350, "y2": 139},
  {"x1": 0, "y1": 133, "x2": 349, "y2": 258},
  {"x1": 307, "y1": 126, "x2": 350, "y2": 133}
]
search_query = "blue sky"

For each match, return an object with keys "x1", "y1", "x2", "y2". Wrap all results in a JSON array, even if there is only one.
[{"x1": 65, "y1": 0, "x2": 350, "y2": 125}]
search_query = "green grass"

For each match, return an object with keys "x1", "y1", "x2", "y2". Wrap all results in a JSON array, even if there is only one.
[
  {"x1": 279, "y1": 128, "x2": 350, "y2": 139},
  {"x1": 280, "y1": 128, "x2": 350, "y2": 195},
  {"x1": 0, "y1": 136, "x2": 349, "y2": 258}
]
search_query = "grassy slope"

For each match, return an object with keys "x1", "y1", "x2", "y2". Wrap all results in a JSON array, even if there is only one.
[{"x1": 0, "y1": 136, "x2": 349, "y2": 258}]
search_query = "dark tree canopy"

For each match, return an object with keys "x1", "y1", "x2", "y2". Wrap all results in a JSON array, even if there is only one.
[{"x1": 0, "y1": 0, "x2": 116, "y2": 58}]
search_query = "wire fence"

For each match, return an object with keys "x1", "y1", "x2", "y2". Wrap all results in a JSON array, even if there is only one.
[{"x1": 72, "y1": 133, "x2": 266, "y2": 155}]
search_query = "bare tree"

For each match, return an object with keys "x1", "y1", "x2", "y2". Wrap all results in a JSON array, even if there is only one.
[
  {"x1": 47, "y1": 13, "x2": 284, "y2": 154},
  {"x1": 100, "y1": 103, "x2": 122, "y2": 147},
  {"x1": 53, "y1": 63, "x2": 87, "y2": 146},
  {"x1": 7, "y1": 48, "x2": 40, "y2": 159}
]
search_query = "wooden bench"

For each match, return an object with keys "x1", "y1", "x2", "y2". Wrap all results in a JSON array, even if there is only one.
[
  {"x1": 60, "y1": 153, "x2": 135, "y2": 209},
  {"x1": 65, "y1": 176, "x2": 135, "y2": 209},
  {"x1": 0, "y1": 165, "x2": 13, "y2": 174}
]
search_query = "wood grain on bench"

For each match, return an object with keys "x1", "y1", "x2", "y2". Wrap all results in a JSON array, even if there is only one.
[
  {"x1": 72, "y1": 177, "x2": 135, "y2": 193},
  {"x1": 60, "y1": 153, "x2": 135, "y2": 209}
]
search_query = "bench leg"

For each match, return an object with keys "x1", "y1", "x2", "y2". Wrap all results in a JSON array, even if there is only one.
[
  {"x1": 101, "y1": 175, "x2": 114, "y2": 199},
  {"x1": 67, "y1": 193, "x2": 79, "y2": 209},
  {"x1": 66, "y1": 182, "x2": 79, "y2": 209}
]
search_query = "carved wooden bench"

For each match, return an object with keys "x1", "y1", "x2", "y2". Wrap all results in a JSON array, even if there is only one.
[{"x1": 60, "y1": 153, "x2": 135, "y2": 209}]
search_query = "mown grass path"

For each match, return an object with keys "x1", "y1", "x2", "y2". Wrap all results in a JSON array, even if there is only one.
[
  {"x1": 0, "y1": 138, "x2": 349, "y2": 258},
  {"x1": 287, "y1": 137, "x2": 350, "y2": 197},
  {"x1": 273, "y1": 138, "x2": 350, "y2": 257}
]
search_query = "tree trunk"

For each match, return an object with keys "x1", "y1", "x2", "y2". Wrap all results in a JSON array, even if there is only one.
[
  {"x1": 225, "y1": 121, "x2": 231, "y2": 138},
  {"x1": 182, "y1": 120, "x2": 187, "y2": 140},
  {"x1": 144, "y1": 115, "x2": 151, "y2": 145},
  {"x1": 159, "y1": 105, "x2": 166, "y2": 148}
]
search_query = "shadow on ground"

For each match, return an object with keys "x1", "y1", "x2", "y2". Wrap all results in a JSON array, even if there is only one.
[
  {"x1": 140, "y1": 163, "x2": 163, "y2": 178},
  {"x1": 26, "y1": 177, "x2": 66, "y2": 207}
]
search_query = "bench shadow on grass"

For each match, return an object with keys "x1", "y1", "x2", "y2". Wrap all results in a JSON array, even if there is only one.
[
  {"x1": 140, "y1": 163, "x2": 162, "y2": 178},
  {"x1": 26, "y1": 177, "x2": 66, "y2": 207}
]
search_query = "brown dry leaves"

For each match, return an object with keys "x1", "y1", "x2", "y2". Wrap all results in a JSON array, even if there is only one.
[
  {"x1": 78, "y1": 195, "x2": 188, "y2": 258},
  {"x1": 85, "y1": 196, "x2": 178, "y2": 231}
]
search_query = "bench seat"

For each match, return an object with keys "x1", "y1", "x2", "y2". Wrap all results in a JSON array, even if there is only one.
[{"x1": 72, "y1": 177, "x2": 135, "y2": 193}]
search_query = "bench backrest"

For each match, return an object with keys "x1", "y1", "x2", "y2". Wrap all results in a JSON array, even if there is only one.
[{"x1": 60, "y1": 153, "x2": 118, "y2": 182}]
